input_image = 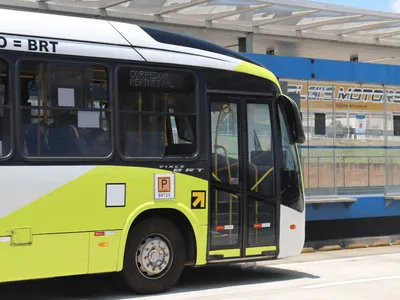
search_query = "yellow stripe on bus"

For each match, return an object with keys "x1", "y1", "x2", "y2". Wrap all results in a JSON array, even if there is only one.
[
  {"x1": 209, "y1": 249, "x2": 240, "y2": 258},
  {"x1": 245, "y1": 246, "x2": 277, "y2": 256},
  {"x1": 234, "y1": 61, "x2": 282, "y2": 93}
]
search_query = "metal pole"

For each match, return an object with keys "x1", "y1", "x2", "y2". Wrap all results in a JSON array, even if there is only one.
[
  {"x1": 332, "y1": 83, "x2": 337, "y2": 195},
  {"x1": 368, "y1": 157, "x2": 370, "y2": 187},
  {"x1": 343, "y1": 157, "x2": 346, "y2": 187},
  {"x1": 307, "y1": 80, "x2": 311, "y2": 196},
  {"x1": 317, "y1": 157, "x2": 320, "y2": 188},
  {"x1": 383, "y1": 85, "x2": 389, "y2": 191}
]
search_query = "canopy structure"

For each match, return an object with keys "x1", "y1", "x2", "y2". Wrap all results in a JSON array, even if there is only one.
[{"x1": 2, "y1": 0, "x2": 400, "y2": 63}]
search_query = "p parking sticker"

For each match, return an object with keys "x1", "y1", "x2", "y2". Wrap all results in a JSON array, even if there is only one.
[{"x1": 154, "y1": 174, "x2": 175, "y2": 200}]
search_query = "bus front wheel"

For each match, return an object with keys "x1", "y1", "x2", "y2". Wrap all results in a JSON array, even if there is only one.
[{"x1": 122, "y1": 217, "x2": 186, "y2": 294}]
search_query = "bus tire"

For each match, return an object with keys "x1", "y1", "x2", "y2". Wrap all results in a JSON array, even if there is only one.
[{"x1": 122, "y1": 217, "x2": 186, "y2": 294}]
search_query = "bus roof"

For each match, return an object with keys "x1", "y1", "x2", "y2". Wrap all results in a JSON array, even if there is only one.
[{"x1": 0, "y1": 8, "x2": 280, "y2": 88}]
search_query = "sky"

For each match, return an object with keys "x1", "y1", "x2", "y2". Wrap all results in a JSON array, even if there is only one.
[{"x1": 311, "y1": 0, "x2": 400, "y2": 13}]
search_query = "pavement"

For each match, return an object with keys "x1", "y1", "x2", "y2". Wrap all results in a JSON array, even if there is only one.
[{"x1": 1, "y1": 245, "x2": 399, "y2": 300}]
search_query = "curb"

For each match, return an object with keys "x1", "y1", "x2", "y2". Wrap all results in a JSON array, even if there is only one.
[
  {"x1": 344, "y1": 243, "x2": 368, "y2": 249},
  {"x1": 370, "y1": 241, "x2": 392, "y2": 247},
  {"x1": 318, "y1": 245, "x2": 341, "y2": 251},
  {"x1": 301, "y1": 247, "x2": 316, "y2": 253},
  {"x1": 302, "y1": 234, "x2": 400, "y2": 253}
]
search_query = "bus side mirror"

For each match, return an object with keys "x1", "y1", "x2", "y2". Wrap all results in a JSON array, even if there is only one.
[{"x1": 277, "y1": 94, "x2": 306, "y2": 144}]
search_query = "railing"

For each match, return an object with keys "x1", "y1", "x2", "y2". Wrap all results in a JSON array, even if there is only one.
[
  {"x1": 301, "y1": 155, "x2": 400, "y2": 196},
  {"x1": 211, "y1": 132, "x2": 400, "y2": 195}
]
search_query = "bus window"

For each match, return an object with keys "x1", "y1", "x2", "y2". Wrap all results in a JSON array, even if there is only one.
[
  {"x1": 247, "y1": 103, "x2": 274, "y2": 197},
  {"x1": 117, "y1": 66, "x2": 197, "y2": 158},
  {"x1": 207, "y1": 69, "x2": 280, "y2": 94},
  {"x1": 18, "y1": 60, "x2": 111, "y2": 158},
  {"x1": 210, "y1": 102, "x2": 239, "y2": 185},
  {"x1": 0, "y1": 58, "x2": 10, "y2": 157},
  {"x1": 278, "y1": 105, "x2": 304, "y2": 212}
]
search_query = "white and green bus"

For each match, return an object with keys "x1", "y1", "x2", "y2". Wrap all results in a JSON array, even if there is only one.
[{"x1": 0, "y1": 7, "x2": 305, "y2": 294}]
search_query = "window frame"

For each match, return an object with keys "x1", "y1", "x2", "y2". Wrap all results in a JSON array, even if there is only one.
[
  {"x1": 15, "y1": 55, "x2": 114, "y2": 162},
  {"x1": 115, "y1": 63, "x2": 200, "y2": 162},
  {"x1": 0, "y1": 55, "x2": 14, "y2": 161}
]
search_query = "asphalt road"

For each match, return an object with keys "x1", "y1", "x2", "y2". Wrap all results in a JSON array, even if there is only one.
[{"x1": 1, "y1": 246, "x2": 400, "y2": 300}]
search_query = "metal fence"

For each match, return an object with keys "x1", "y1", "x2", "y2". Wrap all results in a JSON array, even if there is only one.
[{"x1": 301, "y1": 155, "x2": 400, "y2": 196}]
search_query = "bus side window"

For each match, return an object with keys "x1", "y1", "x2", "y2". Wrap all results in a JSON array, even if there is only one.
[
  {"x1": 0, "y1": 58, "x2": 10, "y2": 157},
  {"x1": 117, "y1": 66, "x2": 197, "y2": 159},
  {"x1": 19, "y1": 60, "x2": 111, "y2": 158}
]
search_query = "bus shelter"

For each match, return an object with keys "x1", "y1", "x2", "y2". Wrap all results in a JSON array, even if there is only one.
[{"x1": 2, "y1": 0, "x2": 400, "y2": 63}]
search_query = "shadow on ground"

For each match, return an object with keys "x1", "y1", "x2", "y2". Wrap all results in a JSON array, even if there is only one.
[{"x1": 0, "y1": 263, "x2": 319, "y2": 300}]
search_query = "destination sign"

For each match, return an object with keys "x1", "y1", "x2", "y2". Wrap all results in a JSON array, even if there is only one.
[{"x1": 129, "y1": 69, "x2": 186, "y2": 90}]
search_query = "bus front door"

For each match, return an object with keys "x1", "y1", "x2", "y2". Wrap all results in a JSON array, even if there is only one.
[{"x1": 208, "y1": 94, "x2": 278, "y2": 261}]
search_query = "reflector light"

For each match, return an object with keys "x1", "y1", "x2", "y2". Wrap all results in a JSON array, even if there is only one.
[{"x1": 290, "y1": 224, "x2": 296, "y2": 230}]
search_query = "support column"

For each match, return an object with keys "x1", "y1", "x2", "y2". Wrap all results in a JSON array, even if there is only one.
[{"x1": 238, "y1": 33, "x2": 254, "y2": 53}]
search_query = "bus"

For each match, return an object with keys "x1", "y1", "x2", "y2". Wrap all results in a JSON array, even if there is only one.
[{"x1": 0, "y1": 7, "x2": 305, "y2": 295}]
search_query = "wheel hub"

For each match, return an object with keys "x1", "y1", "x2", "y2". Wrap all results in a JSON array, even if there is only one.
[{"x1": 136, "y1": 236, "x2": 172, "y2": 278}]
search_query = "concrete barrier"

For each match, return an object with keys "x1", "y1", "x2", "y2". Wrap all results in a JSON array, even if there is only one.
[{"x1": 302, "y1": 234, "x2": 400, "y2": 253}]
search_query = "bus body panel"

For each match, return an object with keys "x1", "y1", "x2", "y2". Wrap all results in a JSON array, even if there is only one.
[
  {"x1": 110, "y1": 21, "x2": 245, "y2": 63},
  {"x1": 277, "y1": 204, "x2": 306, "y2": 258},
  {"x1": 0, "y1": 231, "x2": 90, "y2": 282},
  {"x1": 0, "y1": 166, "x2": 209, "y2": 282},
  {"x1": 0, "y1": 8, "x2": 130, "y2": 46}
]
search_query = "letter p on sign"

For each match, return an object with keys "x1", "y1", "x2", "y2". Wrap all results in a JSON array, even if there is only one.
[{"x1": 158, "y1": 177, "x2": 170, "y2": 193}]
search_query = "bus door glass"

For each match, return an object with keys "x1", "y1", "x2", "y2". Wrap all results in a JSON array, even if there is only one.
[
  {"x1": 208, "y1": 94, "x2": 277, "y2": 260},
  {"x1": 208, "y1": 96, "x2": 242, "y2": 259},
  {"x1": 245, "y1": 101, "x2": 277, "y2": 256}
]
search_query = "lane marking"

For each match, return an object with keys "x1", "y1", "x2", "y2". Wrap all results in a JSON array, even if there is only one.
[
  {"x1": 264, "y1": 252, "x2": 400, "y2": 268},
  {"x1": 311, "y1": 244, "x2": 400, "y2": 254},
  {"x1": 266, "y1": 255, "x2": 378, "y2": 268},
  {"x1": 303, "y1": 275, "x2": 400, "y2": 289}
]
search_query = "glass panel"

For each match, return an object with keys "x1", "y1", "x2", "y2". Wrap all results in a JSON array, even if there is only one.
[
  {"x1": 306, "y1": 81, "x2": 335, "y2": 196},
  {"x1": 19, "y1": 60, "x2": 111, "y2": 157},
  {"x1": 247, "y1": 199, "x2": 276, "y2": 247},
  {"x1": 281, "y1": 79, "x2": 335, "y2": 196},
  {"x1": 209, "y1": 100, "x2": 241, "y2": 249},
  {"x1": 117, "y1": 66, "x2": 197, "y2": 158},
  {"x1": 281, "y1": 79, "x2": 308, "y2": 194},
  {"x1": 0, "y1": 59, "x2": 10, "y2": 157},
  {"x1": 385, "y1": 85, "x2": 400, "y2": 194},
  {"x1": 210, "y1": 189, "x2": 240, "y2": 248},
  {"x1": 210, "y1": 102, "x2": 239, "y2": 185},
  {"x1": 333, "y1": 82, "x2": 385, "y2": 195},
  {"x1": 247, "y1": 103, "x2": 274, "y2": 197},
  {"x1": 207, "y1": 69, "x2": 280, "y2": 94},
  {"x1": 282, "y1": 79, "x2": 393, "y2": 196},
  {"x1": 278, "y1": 105, "x2": 304, "y2": 212}
]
